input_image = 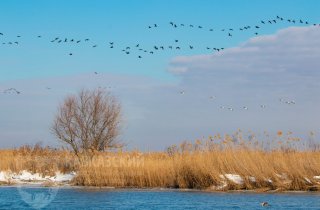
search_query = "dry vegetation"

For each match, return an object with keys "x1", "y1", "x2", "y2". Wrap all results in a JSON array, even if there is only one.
[{"x1": 1, "y1": 131, "x2": 320, "y2": 191}]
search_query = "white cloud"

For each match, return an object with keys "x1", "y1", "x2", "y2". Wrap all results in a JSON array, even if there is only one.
[{"x1": 170, "y1": 26, "x2": 320, "y2": 76}]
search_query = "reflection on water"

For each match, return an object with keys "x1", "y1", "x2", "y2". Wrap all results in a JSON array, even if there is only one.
[{"x1": 0, "y1": 187, "x2": 320, "y2": 209}]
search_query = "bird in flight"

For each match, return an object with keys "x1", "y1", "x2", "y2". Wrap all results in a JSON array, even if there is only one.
[{"x1": 3, "y1": 88, "x2": 21, "y2": 94}]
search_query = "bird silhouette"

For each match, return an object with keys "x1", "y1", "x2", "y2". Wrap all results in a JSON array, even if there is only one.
[{"x1": 3, "y1": 88, "x2": 21, "y2": 94}]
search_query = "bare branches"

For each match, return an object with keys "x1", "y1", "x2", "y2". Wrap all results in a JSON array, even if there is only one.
[{"x1": 52, "y1": 89, "x2": 122, "y2": 157}]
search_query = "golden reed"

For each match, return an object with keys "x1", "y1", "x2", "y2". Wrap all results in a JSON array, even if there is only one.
[{"x1": 1, "y1": 131, "x2": 319, "y2": 191}]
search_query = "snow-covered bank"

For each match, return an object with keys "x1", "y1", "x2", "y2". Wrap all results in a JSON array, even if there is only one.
[
  {"x1": 210, "y1": 174, "x2": 320, "y2": 190},
  {"x1": 0, "y1": 170, "x2": 76, "y2": 185}
]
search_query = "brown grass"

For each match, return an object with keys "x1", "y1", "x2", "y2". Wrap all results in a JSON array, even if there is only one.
[{"x1": 1, "y1": 132, "x2": 320, "y2": 191}]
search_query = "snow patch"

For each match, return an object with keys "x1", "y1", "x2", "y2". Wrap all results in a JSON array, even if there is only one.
[
  {"x1": 314, "y1": 176, "x2": 320, "y2": 180},
  {"x1": 0, "y1": 170, "x2": 76, "y2": 184},
  {"x1": 12, "y1": 170, "x2": 48, "y2": 182},
  {"x1": 266, "y1": 179, "x2": 273, "y2": 183},
  {"x1": 248, "y1": 176, "x2": 256, "y2": 182},
  {"x1": 304, "y1": 177, "x2": 312, "y2": 184},
  {"x1": 224, "y1": 174, "x2": 244, "y2": 185},
  {"x1": 0, "y1": 171, "x2": 11, "y2": 182},
  {"x1": 49, "y1": 171, "x2": 76, "y2": 182}
]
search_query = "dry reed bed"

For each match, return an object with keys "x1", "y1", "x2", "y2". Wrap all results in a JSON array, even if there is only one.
[
  {"x1": 0, "y1": 145, "x2": 77, "y2": 176},
  {"x1": 74, "y1": 149, "x2": 320, "y2": 191},
  {"x1": 1, "y1": 135, "x2": 320, "y2": 191}
]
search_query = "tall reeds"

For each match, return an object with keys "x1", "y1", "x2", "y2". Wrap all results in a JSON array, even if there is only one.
[{"x1": 1, "y1": 131, "x2": 320, "y2": 191}]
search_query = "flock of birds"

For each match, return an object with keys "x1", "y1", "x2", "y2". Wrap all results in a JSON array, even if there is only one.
[
  {"x1": 1, "y1": 15, "x2": 319, "y2": 59},
  {"x1": 1, "y1": 15, "x2": 317, "y2": 110},
  {"x1": 0, "y1": 86, "x2": 297, "y2": 112},
  {"x1": 178, "y1": 89, "x2": 296, "y2": 111}
]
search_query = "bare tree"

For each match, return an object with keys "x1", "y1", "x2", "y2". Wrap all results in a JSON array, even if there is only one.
[{"x1": 52, "y1": 89, "x2": 122, "y2": 158}]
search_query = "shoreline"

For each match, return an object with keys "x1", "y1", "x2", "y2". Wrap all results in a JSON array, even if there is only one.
[{"x1": 1, "y1": 183, "x2": 320, "y2": 194}]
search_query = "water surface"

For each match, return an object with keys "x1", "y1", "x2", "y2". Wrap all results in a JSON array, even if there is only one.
[{"x1": 0, "y1": 187, "x2": 319, "y2": 209}]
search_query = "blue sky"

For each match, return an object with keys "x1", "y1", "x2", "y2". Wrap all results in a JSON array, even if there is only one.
[
  {"x1": 1, "y1": 0, "x2": 319, "y2": 80},
  {"x1": 0, "y1": 0, "x2": 320, "y2": 149}
]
